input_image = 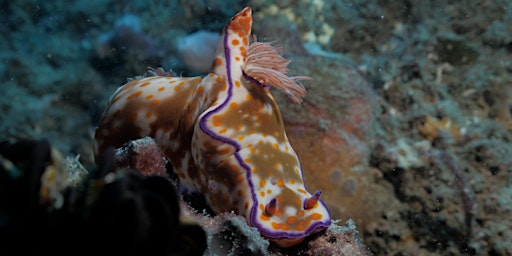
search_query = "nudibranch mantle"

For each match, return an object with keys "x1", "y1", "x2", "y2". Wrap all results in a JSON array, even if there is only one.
[{"x1": 94, "y1": 7, "x2": 331, "y2": 247}]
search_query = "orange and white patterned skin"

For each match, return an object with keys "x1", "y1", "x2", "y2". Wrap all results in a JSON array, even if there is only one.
[{"x1": 94, "y1": 7, "x2": 331, "y2": 247}]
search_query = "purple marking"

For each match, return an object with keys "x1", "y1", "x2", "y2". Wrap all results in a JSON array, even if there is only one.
[
  {"x1": 198, "y1": 28, "x2": 243, "y2": 150},
  {"x1": 197, "y1": 25, "x2": 259, "y2": 225}
]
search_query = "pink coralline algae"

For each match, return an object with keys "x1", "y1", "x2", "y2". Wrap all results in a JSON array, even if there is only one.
[{"x1": 114, "y1": 136, "x2": 167, "y2": 177}]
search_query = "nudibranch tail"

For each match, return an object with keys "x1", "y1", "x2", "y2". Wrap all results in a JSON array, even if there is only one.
[{"x1": 243, "y1": 42, "x2": 310, "y2": 104}]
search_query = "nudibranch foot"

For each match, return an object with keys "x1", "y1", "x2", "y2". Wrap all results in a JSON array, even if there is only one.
[{"x1": 94, "y1": 6, "x2": 331, "y2": 248}]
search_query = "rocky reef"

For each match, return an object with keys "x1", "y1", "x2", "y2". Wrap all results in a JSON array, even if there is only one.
[{"x1": 2, "y1": 0, "x2": 512, "y2": 255}]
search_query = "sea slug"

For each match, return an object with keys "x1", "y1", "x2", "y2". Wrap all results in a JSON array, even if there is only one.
[{"x1": 94, "y1": 7, "x2": 331, "y2": 247}]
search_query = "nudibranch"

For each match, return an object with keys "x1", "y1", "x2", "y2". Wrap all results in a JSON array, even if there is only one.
[{"x1": 94, "y1": 7, "x2": 331, "y2": 247}]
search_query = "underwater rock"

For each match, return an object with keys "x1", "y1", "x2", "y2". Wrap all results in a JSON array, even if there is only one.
[
  {"x1": 95, "y1": 14, "x2": 163, "y2": 61},
  {"x1": 114, "y1": 136, "x2": 168, "y2": 177},
  {"x1": 0, "y1": 139, "x2": 53, "y2": 255},
  {"x1": 92, "y1": 13, "x2": 164, "y2": 77},
  {"x1": 304, "y1": 220, "x2": 370, "y2": 256},
  {"x1": 86, "y1": 167, "x2": 206, "y2": 255},
  {"x1": 203, "y1": 213, "x2": 271, "y2": 256},
  {"x1": 0, "y1": 138, "x2": 207, "y2": 256},
  {"x1": 177, "y1": 30, "x2": 220, "y2": 73}
]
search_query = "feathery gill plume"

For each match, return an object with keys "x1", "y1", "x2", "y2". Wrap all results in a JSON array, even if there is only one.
[{"x1": 243, "y1": 42, "x2": 311, "y2": 104}]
